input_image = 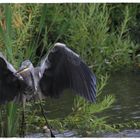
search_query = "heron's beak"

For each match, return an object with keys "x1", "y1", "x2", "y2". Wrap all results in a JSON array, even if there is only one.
[{"x1": 16, "y1": 67, "x2": 29, "y2": 74}]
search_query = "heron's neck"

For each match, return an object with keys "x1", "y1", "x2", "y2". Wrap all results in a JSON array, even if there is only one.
[{"x1": 29, "y1": 70, "x2": 37, "y2": 91}]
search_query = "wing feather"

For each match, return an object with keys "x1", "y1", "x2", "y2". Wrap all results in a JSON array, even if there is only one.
[
  {"x1": 39, "y1": 43, "x2": 96, "y2": 102},
  {"x1": 0, "y1": 53, "x2": 28, "y2": 104}
]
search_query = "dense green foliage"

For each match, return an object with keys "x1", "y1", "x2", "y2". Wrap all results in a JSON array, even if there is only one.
[{"x1": 0, "y1": 3, "x2": 140, "y2": 137}]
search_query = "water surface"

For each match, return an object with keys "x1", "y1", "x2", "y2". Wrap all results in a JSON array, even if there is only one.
[{"x1": 102, "y1": 70, "x2": 140, "y2": 123}]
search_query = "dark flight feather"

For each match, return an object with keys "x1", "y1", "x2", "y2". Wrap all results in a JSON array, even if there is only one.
[
  {"x1": 39, "y1": 43, "x2": 96, "y2": 102},
  {"x1": 0, "y1": 53, "x2": 28, "y2": 104}
]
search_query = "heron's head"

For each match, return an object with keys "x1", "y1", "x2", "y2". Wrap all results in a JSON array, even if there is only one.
[{"x1": 17, "y1": 60, "x2": 34, "y2": 74}]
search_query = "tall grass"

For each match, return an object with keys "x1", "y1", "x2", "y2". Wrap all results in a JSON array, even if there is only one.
[
  {"x1": 0, "y1": 5, "x2": 19, "y2": 137},
  {"x1": 0, "y1": 4, "x2": 139, "y2": 137},
  {"x1": 0, "y1": 102, "x2": 19, "y2": 137}
]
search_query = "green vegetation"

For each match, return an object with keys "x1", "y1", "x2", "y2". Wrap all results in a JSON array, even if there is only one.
[
  {"x1": 0, "y1": 3, "x2": 140, "y2": 137},
  {"x1": 0, "y1": 102, "x2": 19, "y2": 137}
]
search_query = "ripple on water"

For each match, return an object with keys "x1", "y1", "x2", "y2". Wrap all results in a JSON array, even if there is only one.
[
  {"x1": 102, "y1": 129, "x2": 140, "y2": 137},
  {"x1": 102, "y1": 70, "x2": 140, "y2": 123}
]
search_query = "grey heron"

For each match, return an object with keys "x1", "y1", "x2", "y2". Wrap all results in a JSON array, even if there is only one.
[
  {"x1": 0, "y1": 43, "x2": 96, "y2": 137},
  {"x1": 0, "y1": 42, "x2": 96, "y2": 104}
]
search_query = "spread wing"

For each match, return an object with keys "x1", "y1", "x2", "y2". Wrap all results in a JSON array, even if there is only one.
[
  {"x1": 39, "y1": 43, "x2": 96, "y2": 102},
  {"x1": 0, "y1": 53, "x2": 28, "y2": 104}
]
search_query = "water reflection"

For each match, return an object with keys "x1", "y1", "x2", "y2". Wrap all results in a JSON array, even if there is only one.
[{"x1": 102, "y1": 70, "x2": 140, "y2": 123}]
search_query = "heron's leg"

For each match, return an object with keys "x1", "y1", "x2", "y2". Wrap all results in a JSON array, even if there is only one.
[
  {"x1": 20, "y1": 95, "x2": 26, "y2": 137},
  {"x1": 35, "y1": 92, "x2": 55, "y2": 137}
]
